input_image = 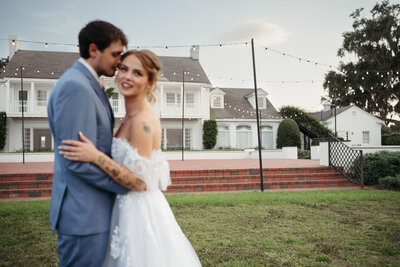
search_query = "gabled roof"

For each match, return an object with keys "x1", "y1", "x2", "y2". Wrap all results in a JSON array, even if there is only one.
[
  {"x1": 309, "y1": 106, "x2": 352, "y2": 121},
  {"x1": 210, "y1": 88, "x2": 281, "y2": 120},
  {"x1": 310, "y1": 105, "x2": 384, "y2": 123},
  {"x1": 1, "y1": 50, "x2": 211, "y2": 84}
]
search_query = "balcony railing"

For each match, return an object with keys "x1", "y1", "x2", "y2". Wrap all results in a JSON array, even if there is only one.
[{"x1": 8, "y1": 99, "x2": 205, "y2": 119}]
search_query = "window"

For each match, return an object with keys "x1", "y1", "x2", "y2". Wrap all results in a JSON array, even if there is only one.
[
  {"x1": 186, "y1": 93, "x2": 194, "y2": 108},
  {"x1": 362, "y1": 131, "x2": 369, "y2": 144},
  {"x1": 216, "y1": 125, "x2": 230, "y2": 148},
  {"x1": 166, "y1": 92, "x2": 181, "y2": 107},
  {"x1": 185, "y1": 128, "x2": 192, "y2": 149},
  {"x1": 111, "y1": 93, "x2": 119, "y2": 112},
  {"x1": 212, "y1": 95, "x2": 222, "y2": 108},
  {"x1": 166, "y1": 93, "x2": 175, "y2": 106},
  {"x1": 260, "y1": 126, "x2": 273, "y2": 149},
  {"x1": 236, "y1": 125, "x2": 252, "y2": 149},
  {"x1": 19, "y1": 91, "x2": 28, "y2": 112},
  {"x1": 37, "y1": 90, "x2": 47, "y2": 106},
  {"x1": 19, "y1": 91, "x2": 27, "y2": 101},
  {"x1": 257, "y1": 97, "x2": 265, "y2": 109},
  {"x1": 24, "y1": 128, "x2": 30, "y2": 151}
]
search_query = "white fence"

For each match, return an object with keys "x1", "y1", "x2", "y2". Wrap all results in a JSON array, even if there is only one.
[{"x1": 312, "y1": 143, "x2": 400, "y2": 166}]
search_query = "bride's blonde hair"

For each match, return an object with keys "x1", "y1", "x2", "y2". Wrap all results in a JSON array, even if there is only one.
[{"x1": 120, "y1": 50, "x2": 161, "y2": 103}]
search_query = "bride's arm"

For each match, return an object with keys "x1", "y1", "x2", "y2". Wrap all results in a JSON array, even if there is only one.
[{"x1": 59, "y1": 132, "x2": 146, "y2": 191}]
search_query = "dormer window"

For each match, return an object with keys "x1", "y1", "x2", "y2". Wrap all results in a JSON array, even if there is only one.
[
  {"x1": 210, "y1": 88, "x2": 225, "y2": 109},
  {"x1": 212, "y1": 95, "x2": 223, "y2": 108},
  {"x1": 257, "y1": 97, "x2": 266, "y2": 109}
]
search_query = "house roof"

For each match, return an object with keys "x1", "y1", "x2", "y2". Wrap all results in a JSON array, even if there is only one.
[
  {"x1": 210, "y1": 88, "x2": 282, "y2": 120},
  {"x1": 309, "y1": 106, "x2": 352, "y2": 121},
  {"x1": 310, "y1": 105, "x2": 384, "y2": 123},
  {"x1": 1, "y1": 50, "x2": 211, "y2": 84}
]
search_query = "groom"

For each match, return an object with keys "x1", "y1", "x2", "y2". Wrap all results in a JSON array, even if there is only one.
[{"x1": 47, "y1": 20, "x2": 129, "y2": 266}]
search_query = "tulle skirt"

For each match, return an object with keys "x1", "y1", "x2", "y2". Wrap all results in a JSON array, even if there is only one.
[{"x1": 102, "y1": 190, "x2": 202, "y2": 267}]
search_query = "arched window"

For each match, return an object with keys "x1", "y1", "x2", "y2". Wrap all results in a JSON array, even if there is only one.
[
  {"x1": 236, "y1": 125, "x2": 252, "y2": 149},
  {"x1": 260, "y1": 125, "x2": 273, "y2": 149},
  {"x1": 216, "y1": 125, "x2": 230, "y2": 148}
]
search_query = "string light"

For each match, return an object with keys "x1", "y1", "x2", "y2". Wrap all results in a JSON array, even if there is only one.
[
  {"x1": 12, "y1": 40, "x2": 15, "y2": 46},
  {"x1": 45, "y1": 42, "x2": 48, "y2": 48},
  {"x1": 165, "y1": 46, "x2": 168, "y2": 51}
]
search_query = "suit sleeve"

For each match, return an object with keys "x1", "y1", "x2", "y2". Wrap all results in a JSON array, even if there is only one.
[{"x1": 53, "y1": 79, "x2": 128, "y2": 194}]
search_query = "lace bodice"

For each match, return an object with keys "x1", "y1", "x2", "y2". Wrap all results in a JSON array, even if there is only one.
[{"x1": 111, "y1": 137, "x2": 171, "y2": 191}]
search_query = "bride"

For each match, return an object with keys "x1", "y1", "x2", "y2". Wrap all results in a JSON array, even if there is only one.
[{"x1": 59, "y1": 50, "x2": 202, "y2": 267}]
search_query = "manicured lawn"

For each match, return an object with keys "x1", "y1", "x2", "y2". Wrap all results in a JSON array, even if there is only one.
[{"x1": 1, "y1": 190, "x2": 400, "y2": 266}]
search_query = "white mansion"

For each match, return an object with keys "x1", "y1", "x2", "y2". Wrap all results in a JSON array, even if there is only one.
[{"x1": 0, "y1": 40, "x2": 282, "y2": 152}]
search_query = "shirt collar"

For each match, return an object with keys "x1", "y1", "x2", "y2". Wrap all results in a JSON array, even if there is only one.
[{"x1": 78, "y1": 58, "x2": 100, "y2": 83}]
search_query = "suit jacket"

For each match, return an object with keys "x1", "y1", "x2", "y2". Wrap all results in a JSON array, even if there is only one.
[{"x1": 47, "y1": 60, "x2": 128, "y2": 235}]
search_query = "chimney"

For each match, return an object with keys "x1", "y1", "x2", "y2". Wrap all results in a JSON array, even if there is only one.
[
  {"x1": 9, "y1": 35, "x2": 21, "y2": 60},
  {"x1": 323, "y1": 101, "x2": 331, "y2": 112},
  {"x1": 190, "y1": 45, "x2": 199, "y2": 60}
]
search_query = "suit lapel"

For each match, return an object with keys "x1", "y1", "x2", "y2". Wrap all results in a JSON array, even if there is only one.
[{"x1": 73, "y1": 61, "x2": 115, "y2": 129}]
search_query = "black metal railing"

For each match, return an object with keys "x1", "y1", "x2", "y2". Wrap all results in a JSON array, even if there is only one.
[{"x1": 328, "y1": 134, "x2": 364, "y2": 188}]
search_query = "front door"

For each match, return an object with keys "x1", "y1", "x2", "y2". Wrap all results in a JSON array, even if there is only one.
[{"x1": 33, "y1": 129, "x2": 52, "y2": 151}]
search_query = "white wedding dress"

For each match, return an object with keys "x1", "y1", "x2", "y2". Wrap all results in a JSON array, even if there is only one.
[{"x1": 102, "y1": 137, "x2": 202, "y2": 267}]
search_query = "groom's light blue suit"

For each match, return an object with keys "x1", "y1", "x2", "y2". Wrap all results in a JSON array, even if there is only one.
[{"x1": 48, "y1": 60, "x2": 128, "y2": 266}]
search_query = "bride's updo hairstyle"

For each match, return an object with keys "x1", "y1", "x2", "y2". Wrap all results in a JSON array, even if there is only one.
[{"x1": 120, "y1": 50, "x2": 161, "y2": 103}]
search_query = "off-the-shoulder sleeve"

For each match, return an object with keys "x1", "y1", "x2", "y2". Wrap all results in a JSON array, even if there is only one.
[{"x1": 121, "y1": 147, "x2": 171, "y2": 191}]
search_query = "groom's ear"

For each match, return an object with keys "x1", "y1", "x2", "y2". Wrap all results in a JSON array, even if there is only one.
[{"x1": 88, "y1": 43, "x2": 98, "y2": 59}]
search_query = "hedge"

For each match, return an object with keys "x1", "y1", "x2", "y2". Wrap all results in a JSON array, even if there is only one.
[
  {"x1": 277, "y1": 118, "x2": 300, "y2": 148},
  {"x1": 0, "y1": 112, "x2": 6, "y2": 150},
  {"x1": 279, "y1": 106, "x2": 334, "y2": 138},
  {"x1": 382, "y1": 133, "x2": 400, "y2": 145},
  {"x1": 363, "y1": 151, "x2": 400, "y2": 185},
  {"x1": 203, "y1": 119, "x2": 217, "y2": 149}
]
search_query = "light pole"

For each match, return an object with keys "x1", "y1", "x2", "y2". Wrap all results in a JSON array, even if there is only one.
[
  {"x1": 20, "y1": 65, "x2": 25, "y2": 164},
  {"x1": 181, "y1": 70, "x2": 185, "y2": 161},
  {"x1": 251, "y1": 38, "x2": 264, "y2": 192}
]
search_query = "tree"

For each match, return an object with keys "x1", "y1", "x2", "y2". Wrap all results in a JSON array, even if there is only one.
[
  {"x1": 0, "y1": 57, "x2": 8, "y2": 72},
  {"x1": 202, "y1": 119, "x2": 217, "y2": 149},
  {"x1": 323, "y1": 1, "x2": 400, "y2": 126},
  {"x1": 279, "y1": 106, "x2": 334, "y2": 137},
  {"x1": 276, "y1": 118, "x2": 300, "y2": 149}
]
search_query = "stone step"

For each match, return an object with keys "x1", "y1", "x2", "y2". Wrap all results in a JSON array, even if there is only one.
[{"x1": 166, "y1": 179, "x2": 359, "y2": 193}]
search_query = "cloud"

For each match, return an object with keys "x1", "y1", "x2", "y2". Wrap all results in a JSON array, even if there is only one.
[{"x1": 217, "y1": 20, "x2": 290, "y2": 46}]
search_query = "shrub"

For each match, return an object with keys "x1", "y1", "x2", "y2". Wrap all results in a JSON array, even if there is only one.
[
  {"x1": 363, "y1": 151, "x2": 400, "y2": 185},
  {"x1": 279, "y1": 106, "x2": 334, "y2": 138},
  {"x1": 203, "y1": 119, "x2": 217, "y2": 149},
  {"x1": 277, "y1": 118, "x2": 300, "y2": 148},
  {"x1": 0, "y1": 112, "x2": 6, "y2": 150},
  {"x1": 382, "y1": 133, "x2": 400, "y2": 145},
  {"x1": 298, "y1": 149, "x2": 311, "y2": 159},
  {"x1": 378, "y1": 175, "x2": 400, "y2": 190}
]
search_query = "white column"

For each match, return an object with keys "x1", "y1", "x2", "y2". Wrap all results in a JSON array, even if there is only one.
[
  {"x1": 5, "y1": 80, "x2": 10, "y2": 113},
  {"x1": 159, "y1": 85, "x2": 164, "y2": 115},
  {"x1": 30, "y1": 82, "x2": 35, "y2": 114},
  {"x1": 199, "y1": 86, "x2": 203, "y2": 118},
  {"x1": 319, "y1": 142, "x2": 329, "y2": 166},
  {"x1": 30, "y1": 127, "x2": 33, "y2": 151}
]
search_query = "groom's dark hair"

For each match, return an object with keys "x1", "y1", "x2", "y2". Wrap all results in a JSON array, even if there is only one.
[{"x1": 78, "y1": 20, "x2": 128, "y2": 59}]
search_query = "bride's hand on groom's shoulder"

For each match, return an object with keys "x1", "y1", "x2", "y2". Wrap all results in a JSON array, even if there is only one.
[{"x1": 59, "y1": 132, "x2": 99, "y2": 163}]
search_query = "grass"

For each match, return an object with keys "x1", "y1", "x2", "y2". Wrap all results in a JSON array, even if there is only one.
[{"x1": 1, "y1": 189, "x2": 400, "y2": 266}]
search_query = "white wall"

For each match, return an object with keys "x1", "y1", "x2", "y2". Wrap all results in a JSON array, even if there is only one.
[
  {"x1": 325, "y1": 106, "x2": 382, "y2": 146},
  {"x1": 7, "y1": 118, "x2": 50, "y2": 152},
  {"x1": 216, "y1": 119, "x2": 281, "y2": 149}
]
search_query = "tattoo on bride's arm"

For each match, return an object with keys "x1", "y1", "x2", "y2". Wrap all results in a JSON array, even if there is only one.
[
  {"x1": 97, "y1": 156, "x2": 106, "y2": 165},
  {"x1": 143, "y1": 125, "x2": 151, "y2": 134}
]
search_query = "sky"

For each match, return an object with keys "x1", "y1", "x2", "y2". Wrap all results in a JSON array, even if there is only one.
[{"x1": 0, "y1": 0, "x2": 391, "y2": 112}]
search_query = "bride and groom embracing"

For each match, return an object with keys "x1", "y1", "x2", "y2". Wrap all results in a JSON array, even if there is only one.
[{"x1": 48, "y1": 20, "x2": 202, "y2": 267}]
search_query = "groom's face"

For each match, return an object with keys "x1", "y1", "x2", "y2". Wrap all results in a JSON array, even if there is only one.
[{"x1": 94, "y1": 40, "x2": 124, "y2": 77}]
